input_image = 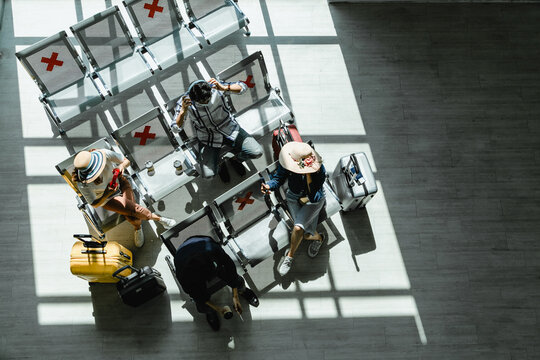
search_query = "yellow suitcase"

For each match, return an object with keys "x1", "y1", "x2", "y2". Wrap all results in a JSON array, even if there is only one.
[{"x1": 70, "y1": 234, "x2": 132, "y2": 283}]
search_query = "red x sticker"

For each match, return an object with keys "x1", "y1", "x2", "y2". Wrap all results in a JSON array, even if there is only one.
[
  {"x1": 134, "y1": 125, "x2": 156, "y2": 145},
  {"x1": 243, "y1": 75, "x2": 255, "y2": 88},
  {"x1": 41, "y1": 52, "x2": 63, "y2": 72},
  {"x1": 144, "y1": 0, "x2": 164, "y2": 18},
  {"x1": 235, "y1": 191, "x2": 254, "y2": 210}
]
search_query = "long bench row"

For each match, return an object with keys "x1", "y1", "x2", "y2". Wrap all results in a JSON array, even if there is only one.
[{"x1": 16, "y1": 0, "x2": 250, "y2": 134}]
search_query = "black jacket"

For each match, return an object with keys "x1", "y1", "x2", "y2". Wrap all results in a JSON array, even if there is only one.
[{"x1": 174, "y1": 236, "x2": 240, "y2": 304}]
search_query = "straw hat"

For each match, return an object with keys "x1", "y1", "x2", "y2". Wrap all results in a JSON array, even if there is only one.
[
  {"x1": 278, "y1": 141, "x2": 322, "y2": 174},
  {"x1": 73, "y1": 150, "x2": 107, "y2": 183}
]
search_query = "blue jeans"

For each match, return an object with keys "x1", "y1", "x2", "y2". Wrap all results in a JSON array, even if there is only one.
[{"x1": 199, "y1": 127, "x2": 263, "y2": 179}]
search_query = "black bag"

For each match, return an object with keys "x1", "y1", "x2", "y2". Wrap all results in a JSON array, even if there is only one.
[{"x1": 113, "y1": 265, "x2": 167, "y2": 307}]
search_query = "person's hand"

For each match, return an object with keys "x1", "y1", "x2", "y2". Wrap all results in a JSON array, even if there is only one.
[
  {"x1": 261, "y1": 183, "x2": 271, "y2": 195},
  {"x1": 208, "y1": 78, "x2": 226, "y2": 91},
  {"x1": 71, "y1": 170, "x2": 80, "y2": 183},
  {"x1": 116, "y1": 164, "x2": 125, "y2": 176},
  {"x1": 181, "y1": 95, "x2": 192, "y2": 110},
  {"x1": 233, "y1": 294, "x2": 243, "y2": 315}
]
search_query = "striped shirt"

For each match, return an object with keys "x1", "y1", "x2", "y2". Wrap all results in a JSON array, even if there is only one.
[{"x1": 172, "y1": 81, "x2": 247, "y2": 148}]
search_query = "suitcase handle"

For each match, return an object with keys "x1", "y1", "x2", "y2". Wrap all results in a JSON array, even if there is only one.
[
  {"x1": 81, "y1": 249, "x2": 106, "y2": 254},
  {"x1": 344, "y1": 154, "x2": 365, "y2": 186},
  {"x1": 112, "y1": 265, "x2": 138, "y2": 279},
  {"x1": 73, "y1": 234, "x2": 108, "y2": 248}
]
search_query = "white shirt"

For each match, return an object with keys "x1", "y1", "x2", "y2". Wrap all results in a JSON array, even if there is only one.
[{"x1": 171, "y1": 81, "x2": 247, "y2": 148}]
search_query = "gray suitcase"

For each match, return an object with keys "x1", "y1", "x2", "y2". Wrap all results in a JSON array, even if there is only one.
[{"x1": 331, "y1": 152, "x2": 377, "y2": 211}]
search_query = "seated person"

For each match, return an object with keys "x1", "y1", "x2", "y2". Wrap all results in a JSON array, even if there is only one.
[
  {"x1": 172, "y1": 78, "x2": 263, "y2": 182},
  {"x1": 174, "y1": 235, "x2": 259, "y2": 331},
  {"x1": 260, "y1": 142, "x2": 327, "y2": 276},
  {"x1": 72, "y1": 149, "x2": 177, "y2": 247}
]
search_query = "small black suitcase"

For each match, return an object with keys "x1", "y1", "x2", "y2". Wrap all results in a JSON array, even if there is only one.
[{"x1": 113, "y1": 265, "x2": 167, "y2": 307}]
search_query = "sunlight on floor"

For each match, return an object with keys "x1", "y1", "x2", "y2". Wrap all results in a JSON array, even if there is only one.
[
  {"x1": 17, "y1": 0, "x2": 426, "y2": 346},
  {"x1": 277, "y1": 44, "x2": 365, "y2": 136}
]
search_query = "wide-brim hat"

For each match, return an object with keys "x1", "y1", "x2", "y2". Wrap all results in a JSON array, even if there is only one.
[
  {"x1": 278, "y1": 141, "x2": 322, "y2": 174},
  {"x1": 73, "y1": 150, "x2": 107, "y2": 183}
]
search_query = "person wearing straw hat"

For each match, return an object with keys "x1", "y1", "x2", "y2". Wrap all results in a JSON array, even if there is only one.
[
  {"x1": 72, "y1": 149, "x2": 177, "y2": 247},
  {"x1": 260, "y1": 142, "x2": 327, "y2": 276},
  {"x1": 172, "y1": 78, "x2": 263, "y2": 182}
]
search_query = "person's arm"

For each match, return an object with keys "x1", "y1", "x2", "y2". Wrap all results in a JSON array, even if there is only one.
[
  {"x1": 261, "y1": 164, "x2": 288, "y2": 194},
  {"x1": 116, "y1": 157, "x2": 130, "y2": 176},
  {"x1": 213, "y1": 247, "x2": 243, "y2": 314},
  {"x1": 232, "y1": 288, "x2": 242, "y2": 314},
  {"x1": 175, "y1": 96, "x2": 192, "y2": 129},
  {"x1": 208, "y1": 78, "x2": 247, "y2": 94},
  {"x1": 205, "y1": 301, "x2": 232, "y2": 317}
]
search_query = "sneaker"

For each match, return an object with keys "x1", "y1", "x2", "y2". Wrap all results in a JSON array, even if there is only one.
[
  {"x1": 218, "y1": 162, "x2": 230, "y2": 183},
  {"x1": 240, "y1": 288, "x2": 259, "y2": 307},
  {"x1": 158, "y1": 216, "x2": 177, "y2": 229},
  {"x1": 134, "y1": 227, "x2": 145, "y2": 248},
  {"x1": 206, "y1": 310, "x2": 221, "y2": 331},
  {"x1": 229, "y1": 158, "x2": 246, "y2": 177},
  {"x1": 279, "y1": 253, "x2": 294, "y2": 276},
  {"x1": 307, "y1": 235, "x2": 324, "y2": 258}
]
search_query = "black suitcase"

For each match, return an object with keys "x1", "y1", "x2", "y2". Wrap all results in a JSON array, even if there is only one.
[{"x1": 113, "y1": 265, "x2": 167, "y2": 307}]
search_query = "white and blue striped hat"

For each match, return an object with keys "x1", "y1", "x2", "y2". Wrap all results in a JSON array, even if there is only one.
[{"x1": 74, "y1": 150, "x2": 107, "y2": 183}]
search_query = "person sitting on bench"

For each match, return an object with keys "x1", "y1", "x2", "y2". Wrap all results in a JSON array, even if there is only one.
[
  {"x1": 174, "y1": 235, "x2": 259, "y2": 331},
  {"x1": 172, "y1": 78, "x2": 263, "y2": 182},
  {"x1": 72, "y1": 149, "x2": 177, "y2": 247},
  {"x1": 260, "y1": 142, "x2": 327, "y2": 276}
]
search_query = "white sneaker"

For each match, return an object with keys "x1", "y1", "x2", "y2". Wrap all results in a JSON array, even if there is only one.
[
  {"x1": 279, "y1": 254, "x2": 294, "y2": 276},
  {"x1": 134, "y1": 227, "x2": 145, "y2": 248},
  {"x1": 158, "y1": 216, "x2": 177, "y2": 229}
]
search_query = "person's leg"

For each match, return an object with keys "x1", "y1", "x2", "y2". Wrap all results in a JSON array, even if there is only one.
[
  {"x1": 103, "y1": 195, "x2": 158, "y2": 224},
  {"x1": 288, "y1": 225, "x2": 305, "y2": 257},
  {"x1": 118, "y1": 175, "x2": 135, "y2": 202},
  {"x1": 304, "y1": 231, "x2": 323, "y2": 241},
  {"x1": 196, "y1": 301, "x2": 220, "y2": 331},
  {"x1": 279, "y1": 225, "x2": 304, "y2": 276},
  {"x1": 232, "y1": 127, "x2": 263, "y2": 162},
  {"x1": 232, "y1": 275, "x2": 259, "y2": 307},
  {"x1": 113, "y1": 176, "x2": 143, "y2": 228},
  {"x1": 103, "y1": 198, "x2": 142, "y2": 230},
  {"x1": 199, "y1": 144, "x2": 221, "y2": 179},
  {"x1": 299, "y1": 199, "x2": 326, "y2": 258}
]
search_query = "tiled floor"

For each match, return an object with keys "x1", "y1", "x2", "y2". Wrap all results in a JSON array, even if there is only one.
[{"x1": 2, "y1": 1, "x2": 540, "y2": 359}]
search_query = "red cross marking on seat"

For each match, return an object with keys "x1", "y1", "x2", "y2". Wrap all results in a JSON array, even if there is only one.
[
  {"x1": 243, "y1": 75, "x2": 255, "y2": 88},
  {"x1": 235, "y1": 191, "x2": 254, "y2": 210},
  {"x1": 41, "y1": 52, "x2": 64, "y2": 72},
  {"x1": 134, "y1": 125, "x2": 156, "y2": 145},
  {"x1": 144, "y1": 0, "x2": 164, "y2": 18}
]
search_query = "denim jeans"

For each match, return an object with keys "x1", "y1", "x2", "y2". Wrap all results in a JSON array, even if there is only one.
[{"x1": 199, "y1": 127, "x2": 263, "y2": 179}]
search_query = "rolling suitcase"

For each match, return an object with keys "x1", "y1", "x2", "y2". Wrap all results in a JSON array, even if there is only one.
[
  {"x1": 331, "y1": 152, "x2": 378, "y2": 211},
  {"x1": 272, "y1": 122, "x2": 302, "y2": 159},
  {"x1": 70, "y1": 234, "x2": 132, "y2": 283},
  {"x1": 113, "y1": 265, "x2": 167, "y2": 307}
]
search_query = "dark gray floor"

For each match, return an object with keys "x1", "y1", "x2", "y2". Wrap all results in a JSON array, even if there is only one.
[{"x1": 2, "y1": 2, "x2": 540, "y2": 359}]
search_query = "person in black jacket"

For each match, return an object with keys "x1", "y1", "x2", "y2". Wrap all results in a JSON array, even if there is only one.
[
  {"x1": 260, "y1": 142, "x2": 326, "y2": 276},
  {"x1": 174, "y1": 235, "x2": 259, "y2": 331}
]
